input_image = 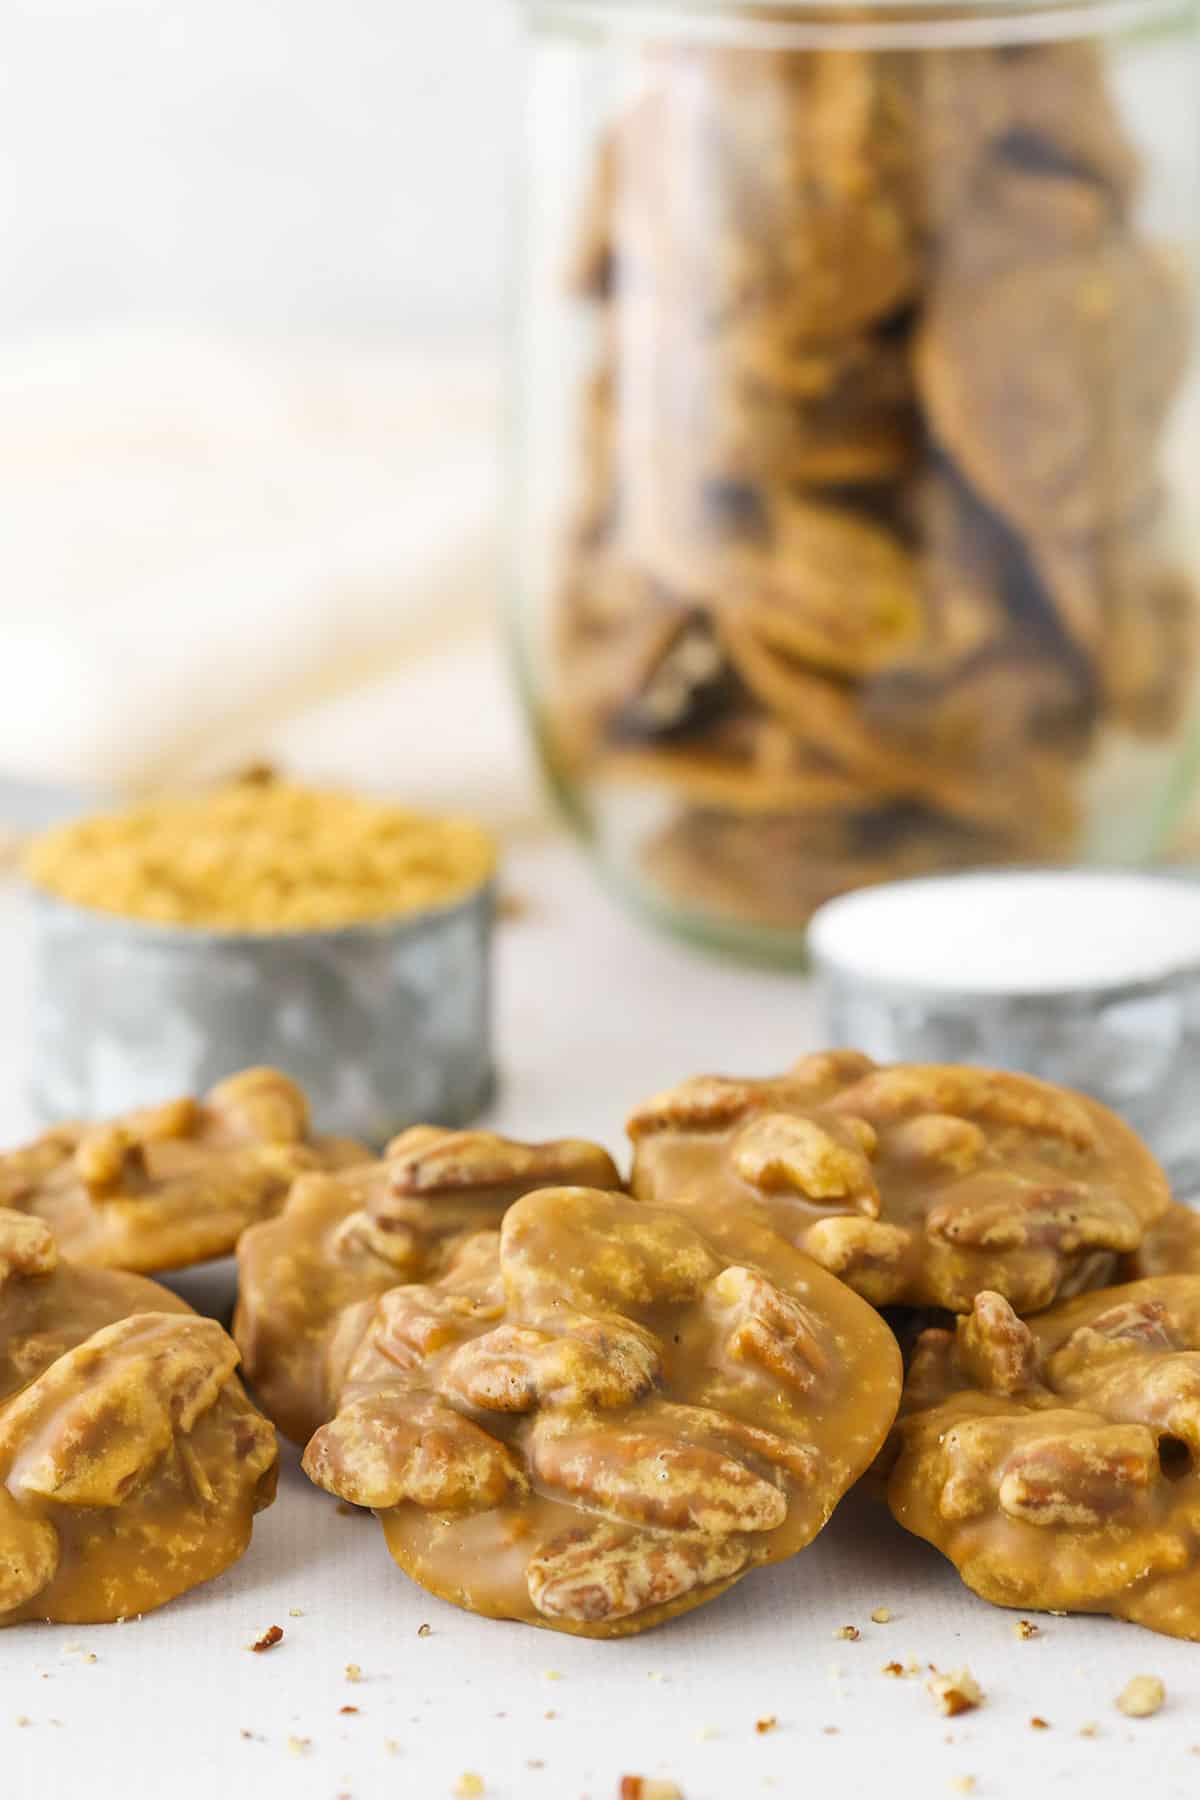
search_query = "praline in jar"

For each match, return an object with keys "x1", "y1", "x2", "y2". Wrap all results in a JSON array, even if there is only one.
[{"x1": 511, "y1": 0, "x2": 1200, "y2": 958}]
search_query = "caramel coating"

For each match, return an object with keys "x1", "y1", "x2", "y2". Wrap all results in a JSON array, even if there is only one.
[
  {"x1": 629, "y1": 1055, "x2": 1170, "y2": 1313},
  {"x1": 889, "y1": 1278, "x2": 1200, "y2": 1639},
  {"x1": 1125, "y1": 1203, "x2": 1200, "y2": 1282},
  {"x1": 301, "y1": 1185, "x2": 901, "y2": 1636},
  {"x1": 0, "y1": 1069, "x2": 365, "y2": 1276},
  {"x1": 0, "y1": 1210, "x2": 277, "y2": 1625},
  {"x1": 234, "y1": 1127, "x2": 623, "y2": 1444}
]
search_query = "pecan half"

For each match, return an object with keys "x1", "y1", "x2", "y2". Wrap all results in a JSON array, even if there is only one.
[
  {"x1": 303, "y1": 1391, "x2": 527, "y2": 1512},
  {"x1": 729, "y1": 1113, "x2": 879, "y2": 1214},
  {"x1": 440, "y1": 1314, "x2": 661, "y2": 1413},
  {"x1": 527, "y1": 1522, "x2": 752, "y2": 1624},
  {"x1": 528, "y1": 1413, "x2": 786, "y2": 1535},
  {"x1": 383, "y1": 1127, "x2": 620, "y2": 1199},
  {"x1": 710, "y1": 1267, "x2": 831, "y2": 1393},
  {"x1": 1, "y1": 1313, "x2": 239, "y2": 1506},
  {"x1": 958, "y1": 1293, "x2": 1039, "y2": 1397}
]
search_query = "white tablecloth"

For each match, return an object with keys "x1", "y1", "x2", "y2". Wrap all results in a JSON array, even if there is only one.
[{"x1": 2, "y1": 842, "x2": 1199, "y2": 1800}]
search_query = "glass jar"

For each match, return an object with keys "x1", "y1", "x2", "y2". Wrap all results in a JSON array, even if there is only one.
[{"x1": 510, "y1": 0, "x2": 1200, "y2": 960}]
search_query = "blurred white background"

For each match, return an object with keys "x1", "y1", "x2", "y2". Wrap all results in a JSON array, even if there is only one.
[
  {"x1": 0, "y1": 0, "x2": 530, "y2": 817},
  {"x1": 3, "y1": 0, "x2": 517, "y2": 341}
]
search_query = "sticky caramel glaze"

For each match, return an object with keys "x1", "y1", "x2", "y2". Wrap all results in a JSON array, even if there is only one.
[
  {"x1": 0, "y1": 1068, "x2": 366, "y2": 1276},
  {"x1": 889, "y1": 1277, "x2": 1200, "y2": 1638},
  {"x1": 1124, "y1": 1201, "x2": 1200, "y2": 1280},
  {"x1": 234, "y1": 1127, "x2": 623, "y2": 1444},
  {"x1": 0, "y1": 1210, "x2": 276, "y2": 1625},
  {"x1": 303, "y1": 1186, "x2": 901, "y2": 1637},
  {"x1": 629, "y1": 1053, "x2": 1167, "y2": 1313}
]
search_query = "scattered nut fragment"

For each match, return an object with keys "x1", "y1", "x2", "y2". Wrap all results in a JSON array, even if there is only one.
[
  {"x1": 15, "y1": 1715, "x2": 30, "y2": 1727},
  {"x1": 871, "y1": 1607, "x2": 893, "y2": 1623},
  {"x1": 453, "y1": 1777, "x2": 485, "y2": 1799},
  {"x1": 1014, "y1": 1620, "x2": 1040, "y2": 1640},
  {"x1": 950, "y1": 1780, "x2": 976, "y2": 1797},
  {"x1": 418, "y1": 1623, "x2": 433, "y2": 1637},
  {"x1": 619, "y1": 1782, "x2": 683, "y2": 1800},
  {"x1": 1030, "y1": 1716, "x2": 1050, "y2": 1730},
  {"x1": 286, "y1": 1736, "x2": 311, "y2": 1757},
  {"x1": 339, "y1": 1705, "x2": 359, "y2": 1716},
  {"x1": 543, "y1": 1669, "x2": 563, "y2": 1681},
  {"x1": 1079, "y1": 1723, "x2": 1099, "y2": 1738},
  {"x1": 755, "y1": 1716, "x2": 778, "y2": 1735},
  {"x1": 927, "y1": 1669, "x2": 984, "y2": 1717},
  {"x1": 345, "y1": 1663, "x2": 363, "y2": 1682},
  {"x1": 1116, "y1": 1675, "x2": 1164, "y2": 1718},
  {"x1": 835, "y1": 1625, "x2": 861, "y2": 1641},
  {"x1": 882, "y1": 1661, "x2": 905, "y2": 1678},
  {"x1": 248, "y1": 1625, "x2": 283, "y2": 1654},
  {"x1": 288, "y1": 1607, "x2": 304, "y2": 1618}
]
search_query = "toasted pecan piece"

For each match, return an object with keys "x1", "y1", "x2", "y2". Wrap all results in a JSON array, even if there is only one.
[
  {"x1": 304, "y1": 1390, "x2": 527, "y2": 1513},
  {"x1": 527, "y1": 1521, "x2": 752, "y2": 1625}
]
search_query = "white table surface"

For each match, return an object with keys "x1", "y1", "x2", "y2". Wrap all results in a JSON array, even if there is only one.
[{"x1": 3, "y1": 840, "x2": 1200, "y2": 1800}]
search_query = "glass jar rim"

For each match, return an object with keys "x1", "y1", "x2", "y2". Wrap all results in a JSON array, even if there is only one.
[{"x1": 523, "y1": 0, "x2": 1194, "y2": 49}]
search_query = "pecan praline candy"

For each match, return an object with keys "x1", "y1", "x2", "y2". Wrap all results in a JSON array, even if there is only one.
[
  {"x1": 301, "y1": 1184, "x2": 901, "y2": 1637},
  {"x1": 0, "y1": 1209, "x2": 277, "y2": 1626},
  {"x1": 629, "y1": 1053, "x2": 1170, "y2": 1314},
  {"x1": 0, "y1": 1067, "x2": 365, "y2": 1276},
  {"x1": 889, "y1": 1278, "x2": 1200, "y2": 1640}
]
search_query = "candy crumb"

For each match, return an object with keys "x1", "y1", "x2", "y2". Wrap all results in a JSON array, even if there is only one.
[
  {"x1": 1116, "y1": 1676, "x2": 1164, "y2": 1718},
  {"x1": 928, "y1": 1668, "x2": 984, "y2": 1717}
]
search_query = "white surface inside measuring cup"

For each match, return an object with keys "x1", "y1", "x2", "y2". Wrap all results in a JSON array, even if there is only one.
[{"x1": 809, "y1": 869, "x2": 1200, "y2": 996}]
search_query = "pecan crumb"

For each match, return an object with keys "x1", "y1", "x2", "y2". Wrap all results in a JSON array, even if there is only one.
[
  {"x1": 870, "y1": 1607, "x2": 893, "y2": 1624},
  {"x1": 527, "y1": 1761, "x2": 545, "y2": 1771},
  {"x1": 339, "y1": 1705, "x2": 360, "y2": 1716},
  {"x1": 619, "y1": 1782, "x2": 683, "y2": 1800},
  {"x1": 1079, "y1": 1723, "x2": 1099, "y2": 1739},
  {"x1": 286, "y1": 1736, "x2": 310, "y2": 1757},
  {"x1": 882, "y1": 1661, "x2": 905, "y2": 1678},
  {"x1": 755, "y1": 1716, "x2": 777, "y2": 1735},
  {"x1": 823, "y1": 1726, "x2": 840, "y2": 1736},
  {"x1": 1116, "y1": 1675, "x2": 1164, "y2": 1718},
  {"x1": 82, "y1": 1653, "x2": 97, "y2": 1665},
  {"x1": 1030, "y1": 1717, "x2": 1050, "y2": 1730},
  {"x1": 834, "y1": 1625, "x2": 861, "y2": 1641},
  {"x1": 1014, "y1": 1619, "x2": 1040, "y2": 1640},
  {"x1": 417, "y1": 1623, "x2": 432, "y2": 1638},
  {"x1": 453, "y1": 1777, "x2": 485, "y2": 1798},
  {"x1": 248, "y1": 1625, "x2": 283, "y2": 1654},
  {"x1": 15, "y1": 1715, "x2": 30, "y2": 1727},
  {"x1": 544, "y1": 1710, "x2": 557, "y2": 1721},
  {"x1": 288, "y1": 1608, "x2": 304, "y2": 1618},
  {"x1": 384, "y1": 1739, "x2": 400, "y2": 1755},
  {"x1": 345, "y1": 1662, "x2": 363, "y2": 1682},
  {"x1": 927, "y1": 1668, "x2": 984, "y2": 1717},
  {"x1": 950, "y1": 1780, "x2": 975, "y2": 1797},
  {"x1": 543, "y1": 1669, "x2": 563, "y2": 1681}
]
